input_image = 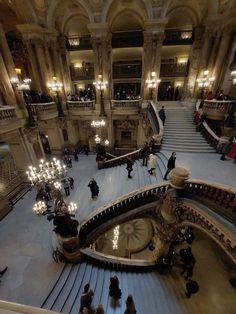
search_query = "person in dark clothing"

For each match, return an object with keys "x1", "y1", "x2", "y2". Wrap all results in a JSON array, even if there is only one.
[
  {"x1": 185, "y1": 279, "x2": 199, "y2": 298},
  {"x1": 109, "y1": 276, "x2": 122, "y2": 300},
  {"x1": 220, "y1": 139, "x2": 233, "y2": 161},
  {"x1": 142, "y1": 142, "x2": 150, "y2": 166},
  {"x1": 158, "y1": 106, "x2": 166, "y2": 125},
  {"x1": 88, "y1": 178, "x2": 99, "y2": 199},
  {"x1": 79, "y1": 283, "x2": 94, "y2": 313},
  {"x1": 62, "y1": 179, "x2": 70, "y2": 196},
  {"x1": 164, "y1": 152, "x2": 176, "y2": 180},
  {"x1": 0, "y1": 267, "x2": 8, "y2": 283},
  {"x1": 124, "y1": 294, "x2": 136, "y2": 314},
  {"x1": 175, "y1": 87, "x2": 180, "y2": 100},
  {"x1": 126, "y1": 158, "x2": 133, "y2": 179},
  {"x1": 84, "y1": 145, "x2": 89, "y2": 156},
  {"x1": 73, "y1": 150, "x2": 78, "y2": 161},
  {"x1": 68, "y1": 177, "x2": 74, "y2": 189}
]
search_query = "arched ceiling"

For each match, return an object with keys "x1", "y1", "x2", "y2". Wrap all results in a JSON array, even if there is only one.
[{"x1": 111, "y1": 11, "x2": 143, "y2": 32}]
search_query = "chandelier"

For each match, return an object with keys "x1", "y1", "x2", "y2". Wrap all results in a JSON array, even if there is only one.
[
  {"x1": 197, "y1": 70, "x2": 215, "y2": 88},
  {"x1": 47, "y1": 77, "x2": 63, "y2": 92},
  {"x1": 181, "y1": 31, "x2": 192, "y2": 39},
  {"x1": 68, "y1": 36, "x2": 80, "y2": 46},
  {"x1": 112, "y1": 225, "x2": 120, "y2": 250},
  {"x1": 91, "y1": 120, "x2": 106, "y2": 128},
  {"x1": 146, "y1": 72, "x2": 161, "y2": 89},
  {"x1": 26, "y1": 158, "x2": 67, "y2": 185},
  {"x1": 231, "y1": 70, "x2": 236, "y2": 85},
  {"x1": 10, "y1": 77, "x2": 31, "y2": 90}
]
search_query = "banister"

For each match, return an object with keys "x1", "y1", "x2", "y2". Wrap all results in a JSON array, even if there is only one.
[{"x1": 0, "y1": 300, "x2": 59, "y2": 313}]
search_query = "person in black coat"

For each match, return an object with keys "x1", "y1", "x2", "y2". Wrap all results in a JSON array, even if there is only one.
[
  {"x1": 142, "y1": 142, "x2": 150, "y2": 166},
  {"x1": 164, "y1": 152, "x2": 176, "y2": 180},
  {"x1": 185, "y1": 279, "x2": 199, "y2": 298},
  {"x1": 126, "y1": 158, "x2": 133, "y2": 179},
  {"x1": 88, "y1": 178, "x2": 99, "y2": 199},
  {"x1": 158, "y1": 106, "x2": 166, "y2": 125}
]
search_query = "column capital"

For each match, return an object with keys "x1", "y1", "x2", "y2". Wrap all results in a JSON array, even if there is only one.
[
  {"x1": 87, "y1": 22, "x2": 109, "y2": 37},
  {"x1": 144, "y1": 18, "x2": 168, "y2": 31}
]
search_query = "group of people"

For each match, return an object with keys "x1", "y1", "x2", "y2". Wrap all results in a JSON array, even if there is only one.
[
  {"x1": 67, "y1": 89, "x2": 95, "y2": 102},
  {"x1": 114, "y1": 91, "x2": 141, "y2": 101},
  {"x1": 164, "y1": 85, "x2": 180, "y2": 101},
  {"x1": 79, "y1": 278, "x2": 136, "y2": 314},
  {"x1": 26, "y1": 90, "x2": 53, "y2": 103}
]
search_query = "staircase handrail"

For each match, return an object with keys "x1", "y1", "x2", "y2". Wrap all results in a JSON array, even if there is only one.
[
  {"x1": 99, "y1": 148, "x2": 141, "y2": 169},
  {"x1": 0, "y1": 300, "x2": 59, "y2": 313},
  {"x1": 148, "y1": 101, "x2": 164, "y2": 138}
]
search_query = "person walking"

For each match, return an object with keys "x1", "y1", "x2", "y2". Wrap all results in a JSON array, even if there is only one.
[
  {"x1": 109, "y1": 276, "x2": 122, "y2": 300},
  {"x1": 126, "y1": 158, "x2": 133, "y2": 179},
  {"x1": 142, "y1": 142, "x2": 150, "y2": 166},
  {"x1": 79, "y1": 283, "x2": 94, "y2": 313},
  {"x1": 88, "y1": 178, "x2": 99, "y2": 199},
  {"x1": 164, "y1": 152, "x2": 176, "y2": 180},
  {"x1": 68, "y1": 176, "x2": 74, "y2": 189},
  {"x1": 158, "y1": 105, "x2": 166, "y2": 125},
  {"x1": 220, "y1": 139, "x2": 233, "y2": 161},
  {"x1": 185, "y1": 279, "x2": 199, "y2": 298},
  {"x1": 95, "y1": 304, "x2": 104, "y2": 314},
  {"x1": 124, "y1": 294, "x2": 136, "y2": 314},
  {"x1": 148, "y1": 153, "x2": 158, "y2": 175},
  {"x1": 62, "y1": 179, "x2": 70, "y2": 196}
]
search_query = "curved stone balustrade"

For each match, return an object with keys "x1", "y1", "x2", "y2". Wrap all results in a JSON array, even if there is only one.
[
  {"x1": 111, "y1": 99, "x2": 142, "y2": 109},
  {"x1": 0, "y1": 106, "x2": 16, "y2": 121},
  {"x1": 79, "y1": 180, "x2": 236, "y2": 266},
  {"x1": 31, "y1": 102, "x2": 58, "y2": 120},
  {"x1": 98, "y1": 148, "x2": 141, "y2": 169},
  {"x1": 0, "y1": 300, "x2": 59, "y2": 313},
  {"x1": 199, "y1": 121, "x2": 219, "y2": 149},
  {"x1": 80, "y1": 248, "x2": 157, "y2": 271},
  {"x1": 203, "y1": 100, "x2": 232, "y2": 120},
  {"x1": 67, "y1": 100, "x2": 95, "y2": 115}
]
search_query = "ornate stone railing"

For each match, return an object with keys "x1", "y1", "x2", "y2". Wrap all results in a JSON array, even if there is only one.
[
  {"x1": 98, "y1": 148, "x2": 141, "y2": 169},
  {"x1": 111, "y1": 99, "x2": 142, "y2": 109},
  {"x1": 203, "y1": 100, "x2": 232, "y2": 120},
  {"x1": 0, "y1": 300, "x2": 59, "y2": 313},
  {"x1": 67, "y1": 100, "x2": 95, "y2": 115},
  {"x1": 80, "y1": 248, "x2": 156, "y2": 271},
  {"x1": 147, "y1": 101, "x2": 164, "y2": 144},
  {"x1": 31, "y1": 102, "x2": 58, "y2": 120},
  {"x1": 0, "y1": 106, "x2": 16, "y2": 121},
  {"x1": 79, "y1": 180, "x2": 236, "y2": 265},
  {"x1": 199, "y1": 121, "x2": 219, "y2": 149}
]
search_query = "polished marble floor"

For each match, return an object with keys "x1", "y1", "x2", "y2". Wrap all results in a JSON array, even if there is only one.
[{"x1": 0, "y1": 152, "x2": 235, "y2": 311}]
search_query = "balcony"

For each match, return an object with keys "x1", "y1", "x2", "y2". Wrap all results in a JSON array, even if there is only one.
[
  {"x1": 113, "y1": 62, "x2": 142, "y2": 79},
  {"x1": 67, "y1": 100, "x2": 95, "y2": 116},
  {"x1": 70, "y1": 65, "x2": 94, "y2": 81},
  {"x1": 0, "y1": 106, "x2": 23, "y2": 134},
  {"x1": 160, "y1": 62, "x2": 189, "y2": 77},
  {"x1": 203, "y1": 100, "x2": 233, "y2": 120},
  {"x1": 112, "y1": 31, "x2": 143, "y2": 48},
  {"x1": 66, "y1": 35, "x2": 92, "y2": 51},
  {"x1": 31, "y1": 102, "x2": 58, "y2": 120},
  {"x1": 111, "y1": 99, "x2": 142, "y2": 112},
  {"x1": 164, "y1": 29, "x2": 194, "y2": 45}
]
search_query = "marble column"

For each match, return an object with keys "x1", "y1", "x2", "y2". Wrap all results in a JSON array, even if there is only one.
[
  {"x1": 0, "y1": 24, "x2": 16, "y2": 79},
  {"x1": 32, "y1": 38, "x2": 48, "y2": 91},
  {"x1": 58, "y1": 36, "x2": 73, "y2": 94},
  {"x1": 142, "y1": 31, "x2": 153, "y2": 100},
  {"x1": 199, "y1": 27, "x2": 214, "y2": 71},
  {"x1": 213, "y1": 27, "x2": 232, "y2": 93}
]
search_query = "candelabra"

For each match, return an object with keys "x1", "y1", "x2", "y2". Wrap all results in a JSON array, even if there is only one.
[
  {"x1": 26, "y1": 158, "x2": 78, "y2": 239},
  {"x1": 93, "y1": 74, "x2": 107, "y2": 116},
  {"x1": 47, "y1": 76, "x2": 65, "y2": 117},
  {"x1": 196, "y1": 70, "x2": 215, "y2": 95},
  {"x1": 231, "y1": 70, "x2": 236, "y2": 85},
  {"x1": 146, "y1": 72, "x2": 161, "y2": 101},
  {"x1": 91, "y1": 119, "x2": 109, "y2": 146},
  {"x1": 10, "y1": 74, "x2": 36, "y2": 127}
]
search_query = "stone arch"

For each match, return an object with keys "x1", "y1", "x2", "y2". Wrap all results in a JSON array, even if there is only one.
[
  {"x1": 166, "y1": 5, "x2": 199, "y2": 27},
  {"x1": 47, "y1": 0, "x2": 93, "y2": 27},
  {"x1": 102, "y1": 0, "x2": 152, "y2": 24},
  {"x1": 62, "y1": 13, "x2": 90, "y2": 36},
  {"x1": 111, "y1": 9, "x2": 144, "y2": 32}
]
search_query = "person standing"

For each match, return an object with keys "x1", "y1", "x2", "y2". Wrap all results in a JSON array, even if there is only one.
[
  {"x1": 185, "y1": 279, "x2": 199, "y2": 298},
  {"x1": 158, "y1": 105, "x2": 166, "y2": 125},
  {"x1": 68, "y1": 177, "x2": 74, "y2": 189},
  {"x1": 79, "y1": 283, "x2": 94, "y2": 313},
  {"x1": 142, "y1": 142, "x2": 150, "y2": 166},
  {"x1": 95, "y1": 304, "x2": 104, "y2": 314},
  {"x1": 126, "y1": 158, "x2": 133, "y2": 179},
  {"x1": 88, "y1": 178, "x2": 99, "y2": 199},
  {"x1": 164, "y1": 152, "x2": 176, "y2": 180},
  {"x1": 148, "y1": 153, "x2": 158, "y2": 175},
  {"x1": 220, "y1": 139, "x2": 233, "y2": 161},
  {"x1": 175, "y1": 87, "x2": 180, "y2": 100},
  {"x1": 124, "y1": 294, "x2": 136, "y2": 314},
  {"x1": 62, "y1": 179, "x2": 70, "y2": 196}
]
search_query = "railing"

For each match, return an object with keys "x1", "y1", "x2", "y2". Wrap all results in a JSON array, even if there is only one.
[
  {"x1": 113, "y1": 62, "x2": 142, "y2": 78},
  {"x1": 112, "y1": 31, "x2": 143, "y2": 48},
  {"x1": 199, "y1": 121, "x2": 220, "y2": 149},
  {"x1": 80, "y1": 248, "x2": 156, "y2": 271},
  {"x1": 0, "y1": 300, "x2": 59, "y2": 313},
  {"x1": 67, "y1": 100, "x2": 95, "y2": 114},
  {"x1": 160, "y1": 62, "x2": 189, "y2": 77},
  {"x1": 70, "y1": 65, "x2": 94, "y2": 81},
  {"x1": 80, "y1": 180, "x2": 236, "y2": 265},
  {"x1": 203, "y1": 100, "x2": 232, "y2": 120},
  {"x1": 98, "y1": 148, "x2": 141, "y2": 169},
  {"x1": 147, "y1": 101, "x2": 164, "y2": 141},
  {"x1": 111, "y1": 99, "x2": 142, "y2": 109},
  {"x1": 164, "y1": 29, "x2": 194, "y2": 45},
  {"x1": 31, "y1": 102, "x2": 58, "y2": 120},
  {"x1": 0, "y1": 106, "x2": 16, "y2": 121}
]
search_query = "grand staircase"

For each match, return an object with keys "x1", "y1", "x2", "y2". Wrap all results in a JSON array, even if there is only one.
[{"x1": 161, "y1": 102, "x2": 215, "y2": 153}]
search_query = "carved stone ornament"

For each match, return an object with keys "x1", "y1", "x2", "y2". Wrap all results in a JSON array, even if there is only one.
[
  {"x1": 23, "y1": 127, "x2": 39, "y2": 144},
  {"x1": 170, "y1": 167, "x2": 190, "y2": 189},
  {"x1": 114, "y1": 120, "x2": 138, "y2": 129},
  {"x1": 157, "y1": 188, "x2": 181, "y2": 224}
]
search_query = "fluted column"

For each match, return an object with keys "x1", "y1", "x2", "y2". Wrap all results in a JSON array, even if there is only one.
[
  {"x1": 58, "y1": 36, "x2": 73, "y2": 94},
  {"x1": 33, "y1": 38, "x2": 48, "y2": 91},
  {"x1": 142, "y1": 31, "x2": 153, "y2": 100},
  {"x1": 0, "y1": 24, "x2": 16, "y2": 78}
]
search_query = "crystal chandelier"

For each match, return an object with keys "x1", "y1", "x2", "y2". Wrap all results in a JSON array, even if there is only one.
[
  {"x1": 26, "y1": 158, "x2": 67, "y2": 185},
  {"x1": 10, "y1": 77, "x2": 31, "y2": 90},
  {"x1": 47, "y1": 77, "x2": 63, "y2": 92},
  {"x1": 112, "y1": 225, "x2": 120, "y2": 250},
  {"x1": 197, "y1": 70, "x2": 215, "y2": 88},
  {"x1": 91, "y1": 120, "x2": 106, "y2": 128},
  {"x1": 68, "y1": 36, "x2": 80, "y2": 46}
]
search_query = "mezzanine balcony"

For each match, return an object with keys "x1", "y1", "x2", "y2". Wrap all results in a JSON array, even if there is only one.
[
  {"x1": 203, "y1": 100, "x2": 233, "y2": 120},
  {"x1": 31, "y1": 102, "x2": 58, "y2": 121},
  {"x1": 160, "y1": 62, "x2": 189, "y2": 77},
  {"x1": 0, "y1": 106, "x2": 23, "y2": 134},
  {"x1": 67, "y1": 100, "x2": 95, "y2": 116},
  {"x1": 70, "y1": 64, "x2": 94, "y2": 81}
]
